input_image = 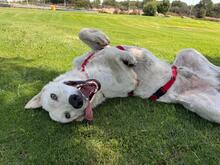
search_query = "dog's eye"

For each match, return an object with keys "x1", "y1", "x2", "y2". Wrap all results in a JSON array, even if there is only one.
[{"x1": 50, "y1": 93, "x2": 58, "y2": 101}]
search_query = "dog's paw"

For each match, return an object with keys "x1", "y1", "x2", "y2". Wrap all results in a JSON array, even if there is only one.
[
  {"x1": 79, "y1": 28, "x2": 110, "y2": 51},
  {"x1": 120, "y1": 52, "x2": 137, "y2": 67},
  {"x1": 122, "y1": 60, "x2": 135, "y2": 67}
]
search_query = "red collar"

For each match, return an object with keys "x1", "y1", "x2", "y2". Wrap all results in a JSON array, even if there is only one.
[{"x1": 149, "y1": 65, "x2": 177, "y2": 101}]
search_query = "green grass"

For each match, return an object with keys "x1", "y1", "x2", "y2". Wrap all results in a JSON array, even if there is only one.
[{"x1": 1, "y1": 8, "x2": 220, "y2": 164}]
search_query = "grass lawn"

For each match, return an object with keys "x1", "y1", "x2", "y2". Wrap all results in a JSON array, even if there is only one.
[{"x1": 1, "y1": 7, "x2": 220, "y2": 164}]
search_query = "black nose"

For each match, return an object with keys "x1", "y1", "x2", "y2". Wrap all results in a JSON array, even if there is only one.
[{"x1": 69, "y1": 93, "x2": 83, "y2": 109}]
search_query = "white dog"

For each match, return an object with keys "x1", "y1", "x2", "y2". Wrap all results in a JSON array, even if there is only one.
[
  {"x1": 25, "y1": 31, "x2": 138, "y2": 123},
  {"x1": 26, "y1": 28, "x2": 220, "y2": 124},
  {"x1": 77, "y1": 28, "x2": 220, "y2": 124}
]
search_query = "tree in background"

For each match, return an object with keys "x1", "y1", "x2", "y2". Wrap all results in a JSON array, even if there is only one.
[
  {"x1": 50, "y1": 0, "x2": 63, "y2": 4},
  {"x1": 118, "y1": 1, "x2": 129, "y2": 10},
  {"x1": 193, "y1": 0, "x2": 213, "y2": 18},
  {"x1": 143, "y1": 1, "x2": 157, "y2": 16},
  {"x1": 142, "y1": 0, "x2": 154, "y2": 8},
  {"x1": 157, "y1": 0, "x2": 170, "y2": 15},
  {"x1": 200, "y1": 0, "x2": 213, "y2": 16},
  {"x1": 211, "y1": 3, "x2": 220, "y2": 17},
  {"x1": 170, "y1": 0, "x2": 190, "y2": 16},
  {"x1": 193, "y1": 3, "x2": 206, "y2": 18},
  {"x1": 70, "y1": 0, "x2": 90, "y2": 8},
  {"x1": 102, "y1": 0, "x2": 117, "y2": 7},
  {"x1": 91, "y1": 0, "x2": 101, "y2": 8},
  {"x1": 143, "y1": 0, "x2": 154, "y2": 4},
  {"x1": 117, "y1": 1, "x2": 142, "y2": 10},
  {"x1": 199, "y1": 0, "x2": 213, "y2": 16},
  {"x1": 129, "y1": 1, "x2": 138, "y2": 9},
  {"x1": 135, "y1": 0, "x2": 143, "y2": 9},
  {"x1": 50, "y1": 0, "x2": 91, "y2": 7},
  {"x1": 48, "y1": 0, "x2": 220, "y2": 17}
]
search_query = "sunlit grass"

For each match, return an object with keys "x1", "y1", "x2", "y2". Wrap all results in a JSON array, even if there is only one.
[{"x1": 0, "y1": 8, "x2": 220, "y2": 164}]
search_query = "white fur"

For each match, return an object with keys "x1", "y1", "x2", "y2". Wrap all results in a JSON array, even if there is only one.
[
  {"x1": 25, "y1": 47, "x2": 138, "y2": 123},
  {"x1": 77, "y1": 28, "x2": 220, "y2": 123},
  {"x1": 26, "y1": 28, "x2": 220, "y2": 124},
  {"x1": 121, "y1": 46, "x2": 220, "y2": 123},
  {"x1": 76, "y1": 43, "x2": 220, "y2": 123}
]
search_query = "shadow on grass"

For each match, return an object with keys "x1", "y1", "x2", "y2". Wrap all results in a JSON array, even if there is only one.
[
  {"x1": 0, "y1": 57, "x2": 62, "y2": 107},
  {"x1": 0, "y1": 57, "x2": 82, "y2": 163},
  {"x1": 0, "y1": 57, "x2": 60, "y2": 89}
]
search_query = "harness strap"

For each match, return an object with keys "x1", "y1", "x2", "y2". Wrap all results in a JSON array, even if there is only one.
[
  {"x1": 80, "y1": 45, "x2": 136, "y2": 96},
  {"x1": 116, "y1": 45, "x2": 126, "y2": 51},
  {"x1": 81, "y1": 45, "x2": 127, "y2": 73},
  {"x1": 149, "y1": 65, "x2": 177, "y2": 101},
  {"x1": 81, "y1": 52, "x2": 95, "y2": 72}
]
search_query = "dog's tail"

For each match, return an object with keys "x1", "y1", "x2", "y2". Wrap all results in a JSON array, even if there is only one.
[{"x1": 78, "y1": 28, "x2": 110, "y2": 51}]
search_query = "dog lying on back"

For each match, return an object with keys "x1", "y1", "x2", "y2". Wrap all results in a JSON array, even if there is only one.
[
  {"x1": 77, "y1": 28, "x2": 220, "y2": 124},
  {"x1": 26, "y1": 28, "x2": 220, "y2": 124},
  {"x1": 25, "y1": 30, "x2": 138, "y2": 123}
]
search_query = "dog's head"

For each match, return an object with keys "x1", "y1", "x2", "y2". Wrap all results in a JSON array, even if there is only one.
[{"x1": 25, "y1": 79, "x2": 101, "y2": 123}]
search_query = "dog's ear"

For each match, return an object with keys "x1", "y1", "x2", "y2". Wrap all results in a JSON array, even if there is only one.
[{"x1": 25, "y1": 92, "x2": 42, "y2": 109}]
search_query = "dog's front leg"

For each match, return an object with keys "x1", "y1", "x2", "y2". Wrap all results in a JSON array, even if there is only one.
[
  {"x1": 120, "y1": 51, "x2": 137, "y2": 67},
  {"x1": 103, "y1": 47, "x2": 137, "y2": 67}
]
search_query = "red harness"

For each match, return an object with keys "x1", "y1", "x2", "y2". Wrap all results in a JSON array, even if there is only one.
[
  {"x1": 80, "y1": 45, "x2": 177, "y2": 100},
  {"x1": 80, "y1": 45, "x2": 135, "y2": 96},
  {"x1": 116, "y1": 45, "x2": 178, "y2": 100},
  {"x1": 149, "y1": 65, "x2": 177, "y2": 101},
  {"x1": 81, "y1": 52, "x2": 95, "y2": 72},
  {"x1": 80, "y1": 45, "x2": 126, "y2": 72}
]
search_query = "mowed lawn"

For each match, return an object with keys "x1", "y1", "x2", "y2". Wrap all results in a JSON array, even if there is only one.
[{"x1": 1, "y1": 7, "x2": 220, "y2": 164}]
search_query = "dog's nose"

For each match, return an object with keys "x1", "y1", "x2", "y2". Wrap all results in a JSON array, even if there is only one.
[{"x1": 69, "y1": 93, "x2": 83, "y2": 109}]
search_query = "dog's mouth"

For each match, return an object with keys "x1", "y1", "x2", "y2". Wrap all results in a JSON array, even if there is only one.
[
  {"x1": 64, "y1": 79, "x2": 101, "y2": 122},
  {"x1": 64, "y1": 79, "x2": 101, "y2": 101}
]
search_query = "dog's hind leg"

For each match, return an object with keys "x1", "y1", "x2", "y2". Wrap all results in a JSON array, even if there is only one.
[
  {"x1": 174, "y1": 49, "x2": 220, "y2": 95},
  {"x1": 176, "y1": 88, "x2": 220, "y2": 123},
  {"x1": 174, "y1": 49, "x2": 220, "y2": 77}
]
